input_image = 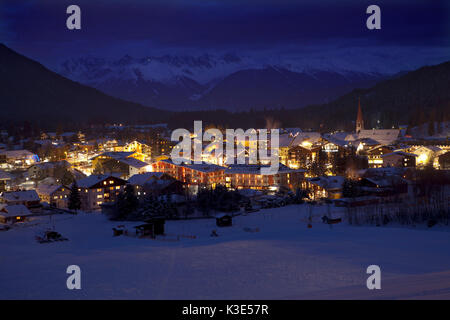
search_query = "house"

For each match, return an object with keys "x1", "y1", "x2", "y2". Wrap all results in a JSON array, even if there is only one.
[
  {"x1": 306, "y1": 176, "x2": 346, "y2": 200},
  {"x1": 354, "y1": 137, "x2": 381, "y2": 153},
  {"x1": 152, "y1": 159, "x2": 225, "y2": 189},
  {"x1": 76, "y1": 175, "x2": 127, "y2": 211},
  {"x1": 366, "y1": 146, "x2": 395, "y2": 168},
  {"x1": 128, "y1": 172, "x2": 175, "y2": 197},
  {"x1": 97, "y1": 139, "x2": 119, "y2": 151},
  {"x1": 128, "y1": 172, "x2": 173, "y2": 186},
  {"x1": 0, "y1": 190, "x2": 41, "y2": 210},
  {"x1": 381, "y1": 151, "x2": 417, "y2": 168},
  {"x1": 28, "y1": 160, "x2": 71, "y2": 179},
  {"x1": 224, "y1": 163, "x2": 304, "y2": 191},
  {"x1": 122, "y1": 141, "x2": 151, "y2": 159},
  {"x1": 408, "y1": 146, "x2": 443, "y2": 167},
  {"x1": 0, "y1": 170, "x2": 12, "y2": 192},
  {"x1": 360, "y1": 176, "x2": 408, "y2": 196},
  {"x1": 287, "y1": 145, "x2": 321, "y2": 169},
  {"x1": 91, "y1": 152, "x2": 151, "y2": 179},
  {"x1": 36, "y1": 184, "x2": 71, "y2": 208},
  {"x1": 0, "y1": 204, "x2": 33, "y2": 223},
  {"x1": 0, "y1": 150, "x2": 38, "y2": 168},
  {"x1": 321, "y1": 134, "x2": 355, "y2": 153}
]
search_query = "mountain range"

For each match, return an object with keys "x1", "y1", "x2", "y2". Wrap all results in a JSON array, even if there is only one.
[
  {"x1": 1, "y1": 43, "x2": 449, "y2": 132},
  {"x1": 57, "y1": 53, "x2": 387, "y2": 111}
]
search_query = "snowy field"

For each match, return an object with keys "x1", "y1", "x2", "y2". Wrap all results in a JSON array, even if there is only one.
[{"x1": 1, "y1": 204, "x2": 450, "y2": 299}]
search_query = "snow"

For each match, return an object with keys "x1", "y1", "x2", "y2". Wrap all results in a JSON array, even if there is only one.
[
  {"x1": 0, "y1": 204, "x2": 32, "y2": 217},
  {"x1": 0, "y1": 205, "x2": 449, "y2": 299},
  {"x1": 57, "y1": 45, "x2": 450, "y2": 86},
  {"x1": 1, "y1": 190, "x2": 40, "y2": 202}
]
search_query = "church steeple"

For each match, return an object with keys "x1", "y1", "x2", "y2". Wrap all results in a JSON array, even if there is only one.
[{"x1": 356, "y1": 98, "x2": 364, "y2": 133}]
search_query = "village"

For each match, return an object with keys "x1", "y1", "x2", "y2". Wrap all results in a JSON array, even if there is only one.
[{"x1": 0, "y1": 100, "x2": 449, "y2": 230}]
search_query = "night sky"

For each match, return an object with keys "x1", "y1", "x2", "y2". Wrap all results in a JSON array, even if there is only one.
[{"x1": 1, "y1": 0, "x2": 449, "y2": 68}]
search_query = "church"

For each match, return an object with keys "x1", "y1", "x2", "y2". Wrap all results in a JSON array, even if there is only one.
[{"x1": 349, "y1": 98, "x2": 401, "y2": 147}]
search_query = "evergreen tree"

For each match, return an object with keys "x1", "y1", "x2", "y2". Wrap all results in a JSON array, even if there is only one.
[
  {"x1": 309, "y1": 150, "x2": 327, "y2": 177},
  {"x1": 68, "y1": 181, "x2": 81, "y2": 212},
  {"x1": 110, "y1": 185, "x2": 141, "y2": 221}
]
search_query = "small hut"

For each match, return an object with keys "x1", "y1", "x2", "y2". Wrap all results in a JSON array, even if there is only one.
[
  {"x1": 216, "y1": 214, "x2": 232, "y2": 227},
  {"x1": 135, "y1": 217, "x2": 165, "y2": 238}
]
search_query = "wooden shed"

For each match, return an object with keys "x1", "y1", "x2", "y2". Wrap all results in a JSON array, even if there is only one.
[
  {"x1": 216, "y1": 214, "x2": 232, "y2": 227},
  {"x1": 135, "y1": 217, "x2": 165, "y2": 238}
]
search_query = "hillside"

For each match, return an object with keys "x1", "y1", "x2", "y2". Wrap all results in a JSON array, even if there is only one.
[
  {"x1": 168, "y1": 61, "x2": 450, "y2": 131},
  {"x1": 0, "y1": 44, "x2": 169, "y2": 129},
  {"x1": 294, "y1": 61, "x2": 450, "y2": 131}
]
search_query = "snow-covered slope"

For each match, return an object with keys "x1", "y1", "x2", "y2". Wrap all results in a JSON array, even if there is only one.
[{"x1": 1, "y1": 205, "x2": 449, "y2": 299}]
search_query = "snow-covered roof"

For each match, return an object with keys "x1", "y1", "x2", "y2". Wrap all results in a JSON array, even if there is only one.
[
  {"x1": 413, "y1": 145, "x2": 443, "y2": 153},
  {"x1": 36, "y1": 184, "x2": 68, "y2": 196},
  {"x1": 327, "y1": 132, "x2": 351, "y2": 141},
  {"x1": 324, "y1": 137, "x2": 349, "y2": 148},
  {"x1": 0, "y1": 204, "x2": 32, "y2": 217},
  {"x1": 117, "y1": 157, "x2": 150, "y2": 169},
  {"x1": 77, "y1": 175, "x2": 125, "y2": 188},
  {"x1": 159, "y1": 159, "x2": 225, "y2": 173},
  {"x1": 307, "y1": 176, "x2": 345, "y2": 190},
  {"x1": 363, "y1": 176, "x2": 405, "y2": 188},
  {"x1": 381, "y1": 151, "x2": 418, "y2": 158},
  {"x1": 357, "y1": 129, "x2": 400, "y2": 146},
  {"x1": 278, "y1": 134, "x2": 295, "y2": 148},
  {"x1": 0, "y1": 190, "x2": 40, "y2": 202},
  {"x1": 225, "y1": 163, "x2": 303, "y2": 175},
  {"x1": 128, "y1": 172, "x2": 167, "y2": 186},
  {"x1": 360, "y1": 167, "x2": 406, "y2": 178},
  {"x1": 357, "y1": 137, "x2": 380, "y2": 146},
  {"x1": 291, "y1": 132, "x2": 322, "y2": 146}
]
